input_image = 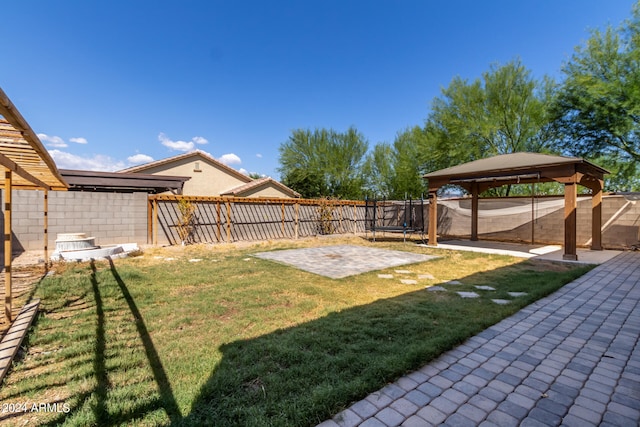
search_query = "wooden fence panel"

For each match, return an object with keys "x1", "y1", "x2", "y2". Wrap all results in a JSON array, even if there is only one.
[{"x1": 148, "y1": 196, "x2": 367, "y2": 245}]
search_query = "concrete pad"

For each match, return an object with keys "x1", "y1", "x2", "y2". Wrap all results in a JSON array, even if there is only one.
[
  {"x1": 508, "y1": 292, "x2": 528, "y2": 297},
  {"x1": 491, "y1": 299, "x2": 511, "y2": 305},
  {"x1": 457, "y1": 291, "x2": 480, "y2": 298},
  {"x1": 253, "y1": 245, "x2": 439, "y2": 279},
  {"x1": 446, "y1": 280, "x2": 463, "y2": 285},
  {"x1": 378, "y1": 274, "x2": 394, "y2": 279},
  {"x1": 426, "y1": 286, "x2": 447, "y2": 292},
  {"x1": 475, "y1": 285, "x2": 496, "y2": 291},
  {"x1": 418, "y1": 273, "x2": 435, "y2": 280},
  {"x1": 419, "y1": 240, "x2": 621, "y2": 265},
  {"x1": 401, "y1": 279, "x2": 418, "y2": 285},
  {"x1": 395, "y1": 270, "x2": 412, "y2": 274}
]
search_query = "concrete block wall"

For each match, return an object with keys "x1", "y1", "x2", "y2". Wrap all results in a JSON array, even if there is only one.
[
  {"x1": 4, "y1": 190, "x2": 639, "y2": 253},
  {"x1": 4, "y1": 190, "x2": 148, "y2": 252}
]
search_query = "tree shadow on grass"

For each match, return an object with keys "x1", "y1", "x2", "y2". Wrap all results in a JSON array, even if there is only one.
[
  {"x1": 39, "y1": 259, "x2": 183, "y2": 426},
  {"x1": 181, "y1": 260, "x2": 589, "y2": 427}
]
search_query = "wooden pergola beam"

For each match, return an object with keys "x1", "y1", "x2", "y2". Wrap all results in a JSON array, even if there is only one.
[
  {"x1": 4, "y1": 169, "x2": 11, "y2": 321},
  {"x1": 0, "y1": 153, "x2": 51, "y2": 191},
  {"x1": 0, "y1": 87, "x2": 68, "y2": 326}
]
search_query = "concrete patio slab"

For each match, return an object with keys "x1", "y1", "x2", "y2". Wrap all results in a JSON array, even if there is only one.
[
  {"x1": 253, "y1": 245, "x2": 438, "y2": 279},
  {"x1": 419, "y1": 240, "x2": 622, "y2": 264}
]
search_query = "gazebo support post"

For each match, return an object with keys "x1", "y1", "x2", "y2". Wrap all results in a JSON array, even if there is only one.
[
  {"x1": 471, "y1": 183, "x2": 479, "y2": 241},
  {"x1": 591, "y1": 180, "x2": 603, "y2": 251},
  {"x1": 428, "y1": 191, "x2": 438, "y2": 246},
  {"x1": 563, "y1": 181, "x2": 578, "y2": 261}
]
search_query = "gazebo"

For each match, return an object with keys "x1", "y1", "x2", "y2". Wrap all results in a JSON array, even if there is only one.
[
  {"x1": 423, "y1": 153, "x2": 609, "y2": 261},
  {"x1": 0, "y1": 87, "x2": 68, "y2": 321}
]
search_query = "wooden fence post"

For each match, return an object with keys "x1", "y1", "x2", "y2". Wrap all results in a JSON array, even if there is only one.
[
  {"x1": 226, "y1": 200, "x2": 232, "y2": 243},
  {"x1": 353, "y1": 203, "x2": 357, "y2": 235},
  {"x1": 294, "y1": 202, "x2": 299, "y2": 239},
  {"x1": 153, "y1": 198, "x2": 158, "y2": 246},
  {"x1": 216, "y1": 201, "x2": 221, "y2": 242}
]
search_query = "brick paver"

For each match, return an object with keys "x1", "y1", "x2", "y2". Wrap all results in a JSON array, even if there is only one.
[{"x1": 319, "y1": 252, "x2": 640, "y2": 426}]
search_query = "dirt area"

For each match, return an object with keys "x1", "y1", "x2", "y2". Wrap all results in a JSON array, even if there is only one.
[
  {"x1": 8, "y1": 250, "x2": 48, "y2": 267},
  {"x1": 0, "y1": 263, "x2": 47, "y2": 337}
]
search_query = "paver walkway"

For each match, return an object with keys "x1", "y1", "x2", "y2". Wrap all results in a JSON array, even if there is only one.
[{"x1": 318, "y1": 251, "x2": 640, "y2": 426}]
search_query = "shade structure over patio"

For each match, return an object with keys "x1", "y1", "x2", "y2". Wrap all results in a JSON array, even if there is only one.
[
  {"x1": 423, "y1": 152, "x2": 609, "y2": 261},
  {"x1": 0, "y1": 87, "x2": 68, "y2": 321}
]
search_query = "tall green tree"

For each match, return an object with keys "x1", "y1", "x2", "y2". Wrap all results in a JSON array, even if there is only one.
[
  {"x1": 553, "y1": 2, "x2": 640, "y2": 190},
  {"x1": 363, "y1": 127, "x2": 428, "y2": 199},
  {"x1": 278, "y1": 127, "x2": 368, "y2": 199},
  {"x1": 423, "y1": 59, "x2": 558, "y2": 172},
  {"x1": 362, "y1": 142, "x2": 395, "y2": 198},
  {"x1": 390, "y1": 127, "x2": 428, "y2": 198}
]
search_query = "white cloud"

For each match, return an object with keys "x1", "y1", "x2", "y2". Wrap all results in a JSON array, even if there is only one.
[
  {"x1": 69, "y1": 137, "x2": 88, "y2": 144},
  {"x1": 158, "y1": 132, "x2": 208, "y2": 152},
  {"x1": 256, "y1": 153, "x2": 263, "y2": 158},
  {"x1": 239, "y1": 168, "x2": 249, "y2": 175},
  {"x1": 48, "y1": 149, "x2": 126, "y2": 171},
  {"x1": 127, "y1": 153, "x2": 154, "y2": 165},
  {"x1": 38, "y1": 133, "x2": 67, "y2": 148},
  {"x1": 218, "y1": 153, "x2": 241, "y2": 165}
]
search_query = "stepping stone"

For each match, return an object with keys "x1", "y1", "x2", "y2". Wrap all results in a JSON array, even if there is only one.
[
  {"x1": 418, "y1": 273, "x2": 435, "y2": 280},
  {"x1": 492, "y1": 299, "x2": 511, "y2": 305},
  {"x1": 446, "y1": 280, "x2": 462, "y2": 285},
  {"x1": 508, "y1": 292, "x2": 528, "y2": 297},
  {"x1": 426, "y1": 286, "x2": 447, "y2": 292},
  {"x1": 457, "y1": 291, "x2": 480, "y2": 298},
  {"x1": 395, "y1": 270, "x2": 412, "y2": 274},
  {"x1": 378, "y1": 274, "x2": 394, "y2": 279},
  {"x1": 475, "y1": 285, "x2": 496, "y2": 291},
  {"x1": 189, "y1": 258, "x2": 202, "y2": 263},
  {"x1": 401, "y1": 279, "x2": 418, "y2": 285}
]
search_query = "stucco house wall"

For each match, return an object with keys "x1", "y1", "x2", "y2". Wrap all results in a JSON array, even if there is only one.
[
  {"x1": 121, "y1": 151, "x2": 298, "y2": 198},
  {"x1": 239, "y1": 184, "x2": 293, "y2": 198},
  {"x1": 132, "y1": 155, "x2": 250, "y2": 196}
]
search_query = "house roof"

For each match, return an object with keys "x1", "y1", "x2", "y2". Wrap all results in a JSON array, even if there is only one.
[
  {"x1": 119, "y1": 150, "x2": 252, "y2": 183},
  {"x1": 60, "y1": 169, "x2": 190, "y2": 193},
  {"x1": 0, "y1": 87, "x2": 68, "y2": 190},
  {"x1": 220, "y1": 177, "x2": 301, "y2": 198},
  {"x1": 423, "y1": 152, "x2": 609, "y2": 180}
]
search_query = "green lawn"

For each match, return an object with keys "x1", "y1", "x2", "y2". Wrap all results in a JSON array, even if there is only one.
[{"x1": 0, "y1": 237, "x2": 593, "y2": 426}]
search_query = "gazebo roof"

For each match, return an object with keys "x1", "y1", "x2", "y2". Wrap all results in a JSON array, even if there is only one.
[
  {"x1": 0, "y1": 87, "x2": 67, "y2": 190},
  {"x1": 423, "y1": 152, "x2": 609, "y2": 181},
  {"x1": 423, "y1": 152, "x2": 609, "y2": 261}
]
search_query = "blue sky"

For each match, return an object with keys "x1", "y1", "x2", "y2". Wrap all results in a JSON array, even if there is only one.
[{"x1": 1, "y1": 1, "x2": 635, "y2": 179}]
